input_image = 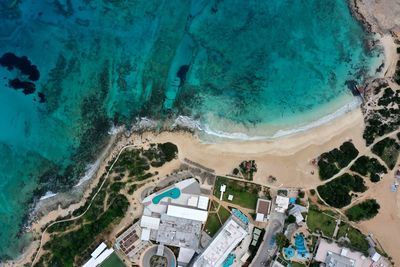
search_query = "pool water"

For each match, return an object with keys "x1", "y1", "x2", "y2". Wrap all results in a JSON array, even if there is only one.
[
  {"x1": 152, "y1": 188, "x2": 181, "y2": 204},
  {"x1": 294, "y1": 234, "x2": 309, "y2": 259},
  {"x1": 283, "y1": 247, "x2": 295, "y2": 260},
  {"x1": 223, "y1": 254, "x2": 235, "y2": 267}
]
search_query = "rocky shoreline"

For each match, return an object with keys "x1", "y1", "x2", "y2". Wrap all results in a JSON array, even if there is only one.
[{"x1": 3, "y1": 1, "x2": 400, "y2": 265}]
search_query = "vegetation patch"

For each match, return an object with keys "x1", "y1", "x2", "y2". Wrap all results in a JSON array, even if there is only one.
[
  {"x1": 317, "y1": 173, "x2": 367, "y2": 208},
  {"x1": 204, "y1": 213, "x2": 221, "y2": 237},
  {"x1": 337, "y1": 222, "x2": 369, "y2": 253},
  {"x1": 371, "y1": 137, "x2": 400, "y2": 170},
  {"x1": 306, "y1": 207, "x2": 336, "y2": 237},
  {"x1": 100, "y1": 252, "x2": 126, "y2": 267},
  {"x1": 217, "y1": 206, "x2": 231, "y2": 224},
  {"x1": 350, "y1": 155, "x2": 387, "y2": 182},
  {"x1": 318, "y1": 141, "x2": 359, "y2": 180},
  {"x1": 213, "y1": 176, "x2": 260, "y2": 209},
  {"x1": 238, "y1": 160, "x2": 257, "y2": 180},
  {"x1": 112, "y1": 143, "x2": 177, "y2": 179},
  {"x1": 363, "y1": 87, "x2": 400, "y2": 145},
  {"x1": 41, "y1": 194, "x2": 129, "y2": 266},
  {"x1": 345, "y1": 199, "x2": 380, "y2": 222}
]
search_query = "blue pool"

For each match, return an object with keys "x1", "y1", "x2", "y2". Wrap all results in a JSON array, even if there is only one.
[
  {"x1": 152, "y1": 188, "x2": 181, "y2": 204},
  {"x1": 223, "y1": 254, "x2": 235, "y2": 267},
  {"x1": 295, "y1": 234, "x2": 309, "y2": 259},
  {"x1": 283, "y1": 247, "x2": 295, "y2": 260},
  {"x1": 232, "y1": 208, "x2": 249, "y2": 225}
]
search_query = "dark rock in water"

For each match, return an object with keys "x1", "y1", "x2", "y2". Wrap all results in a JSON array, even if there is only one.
[
  {"x1": 0, "y1": 52, "x2": 47, "y2": 102},
  {"x1": 38, "y1": 92, "x2": 46, "y2": 103},
  {"x1": 9, "y1": 78, "x2": 36, "y2": 95},
  {"x1": 176, "y1": 65, "x2": 190, "y2": 87},
  {"x1": 345, "y1": 80, "x2": 360, "y2": 96},
  {"x1": 0, "y1": 52, "x2": 40, "y2": 81}
]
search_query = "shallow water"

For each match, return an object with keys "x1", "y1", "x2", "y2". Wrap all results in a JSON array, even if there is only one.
[{"x1": 0, "y1": 0, "x2": 379, "y2": 259}]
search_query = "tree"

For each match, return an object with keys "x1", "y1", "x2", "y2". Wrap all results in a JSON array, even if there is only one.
[
  {"x1": 275, "y1": 233, "x2": 289, "y2": 248},
  {"x1": 287, "y1": 215, "x2": 296, "y2": 224}
]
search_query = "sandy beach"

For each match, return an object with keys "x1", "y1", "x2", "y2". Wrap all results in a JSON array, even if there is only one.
[{"x1": 4, "y1": 1, "x2": 400, "y2": 266}]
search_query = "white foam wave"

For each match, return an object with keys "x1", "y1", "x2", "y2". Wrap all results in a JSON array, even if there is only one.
[
  {"x1": 200, "y1": 97, "x2": 362, "y2": 141},
  {"x1": 39, "y1": 191, "x2": 57, "y2": 200},
  {"x1": 108, "y1": 124, "x2": 125, "y2": 135},
  {"x1": 74, "y1": 160, "x2": 101, "y2": 187},
  {"x1": 130, "y1": 117, "x2": 158, "y2": 131},
  {"x1": 172, "y1": 115, "x2": 202, "y2": 130}
]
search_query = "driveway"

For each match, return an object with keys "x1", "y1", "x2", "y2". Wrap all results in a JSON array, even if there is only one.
[{"x1": 251, "y1": 212, "x2": 285, "y2": 266}]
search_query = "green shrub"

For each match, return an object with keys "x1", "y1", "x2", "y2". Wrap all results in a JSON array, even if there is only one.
[
  {"x1": 363, "y1": 88, "x2": 400, "y2": 144},
  {"x1": 346, "y1": 199, "x2": 380, "y2": 222},
  {"x1": 350, "y1": 156, "x2": 387, "y2": 182},
  {"x1": 318, "y1": 142, "x2": 359, "y2": 180},
  {"x1": 158, "y1": 142, "x2": 178, "y2": 161},
  {"x1": 317, "y1": 173, "x2": 366, "y2": 208},
  {"x1": 42, "y1": 194, "x2": 129, "y2": 266},
  {"x1": 371, "y1": 137, "x2": 400, "y2": 170}
]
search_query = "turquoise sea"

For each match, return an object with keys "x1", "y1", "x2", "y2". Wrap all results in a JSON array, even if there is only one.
[{"x1": 0, "y1": 0, "x2": 380, "y2": 259}]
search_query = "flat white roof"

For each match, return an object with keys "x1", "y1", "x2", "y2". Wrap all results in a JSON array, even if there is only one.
[
  {"x1": 197, "y1": 196, "x2": 209, "y2": 210},
  {"x1": 140, "y1": 228, "x2": 151, "y2": 241},
  {"x1": 220, "y1": 184, "x2": 226, "y2": 192},
  {"x1": 177, "y1": 247, "x2": 196, "y2": 263},
  {"x1": 275, "y1": 196, "x2": 289, "y2": 213},
  {"x1": 95, "y1": 248, "x2": 114, "y2": 264},
  {"x1": 315, "y1": 239, "x2": 373, "y2": 267},
  {"x1": 194, "y1": 219, "x2": 247, "y2": 267},
  {"x1": 140, "y1": 215, "x2": 160, "y2": 230},
  {"x1": 187, "y1": 196, "x2": 198, "y2": 207},
  {"x1": 91, "y1": 242, "x2": 107, "y2": 258},
  {"x1": 255, "y1": 213, "x2": 265, "y2": 222},
  {"x1": 167, "y1": 205, "x2": 208, "y2": 222},
  {"x1": 83, "y1": 248, "x2": 114, "y2": 267}
]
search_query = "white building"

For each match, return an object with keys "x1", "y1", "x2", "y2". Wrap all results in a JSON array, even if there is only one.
[
  {"x1": 193, "y1": 217, "x2": 248, "y2": 267},
  {"x1": 275, "y1": 195, "x2": 290, "y2": 213},
  {"x1": 255, "y1": 198, "x2": 272, "y2": 222},
  {"x1": 314, "y1": 239, "x2": 389, "y2": 267},
  {"x1": 139, "y1": 178, "x2": 209, "y2": 263},
  {"x1": 83, "y1": 242, "x2": 114, "y2": 267}
]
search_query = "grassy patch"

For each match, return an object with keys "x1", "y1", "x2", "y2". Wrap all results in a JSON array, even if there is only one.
[
  {"x1": 318, "y1": 141, "x2": 359, "y2": 180},
  {"x1": 290, "y1": 262, "x2": 306, "y2": 267},
  {"x1": 347, "y1": 227, "x2": 370, "y2": 253},
  {"x1": 306, "y1": 209, "x2": 336, "y2": 237},
  {"x1": 204, "y1": 213, "x2": 222, "y2": 237},
  {"x1": 350, "y1": 155, "x2": 387, "y2": 182},
  {"x1": 218, "y1": 206, "x2": 231, "y2": 224},
  {"x1": 213, "y1": 176, "x2": 260, "y2": 209},
  {"x1": 210, "y1": 200, "x2": 219, "y2": 212},
  {"x1": 345, "y1": 199, "x2": 380, "y2": 222},
  {"x1": 317, "y1": 173, "x2": 367, "y2": 208},
  {"x1": 371, "y1": 137, "x2": 400, "y2": 170},
  {"x1": 100, "y1": 253, "x2": 126, "y2": 267},
  {"x1": 336, "y1": 223, "x2": 369, "y2": 254}
]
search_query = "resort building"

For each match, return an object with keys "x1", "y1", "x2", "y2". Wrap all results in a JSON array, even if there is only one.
[
  {"x1": 314, "y1": 239, "x2": 389, "y2": 267},
  {"x1": 139, "y1": 178, "x2": 209, "y2": 264},
  {"x1": 275, "y1": 195, "x2": 290, "y2": 213},
  {"x1": 115, "y1": 221, "x2": 151, "y2": 260},
  {"x1": 255, "y1": 198, "x2": 272, "y2": 222},
  {"x1": 193, "y1": 209, "x2": 250, "y2": 267},
  {"x1": 82, "y1": 242, "x2": 114, "y2": 267},
  {"x1": 288, "y1": 204, "x2": 307, "y2": 225}
]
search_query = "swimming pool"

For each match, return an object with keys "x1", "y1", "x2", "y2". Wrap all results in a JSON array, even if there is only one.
[
  {"x1": 295, "y1": 234, "x2": 309, "y2": 259},
  {"x1": 222, "y1": 254, "x2": 235, "y2": 267},
  {"x1": 283, "y1": 247, "x2": 295, "y2": 260},
  {"x1": 152, "y1": 187, "x2": 181, "y2": 204}
]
